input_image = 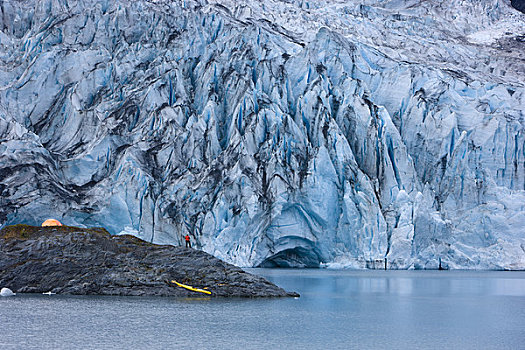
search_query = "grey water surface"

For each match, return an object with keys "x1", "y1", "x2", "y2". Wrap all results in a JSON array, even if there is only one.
[{"x1": 1, "y1": 270, "x2": 524, "y2": 349}]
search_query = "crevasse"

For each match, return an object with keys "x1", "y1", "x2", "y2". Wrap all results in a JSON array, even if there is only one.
[{"x1": 0, "y1": 0, "x2": 524, "y2": 269}]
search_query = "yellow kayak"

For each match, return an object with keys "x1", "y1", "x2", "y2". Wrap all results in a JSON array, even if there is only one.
[{"x1": 171, "y1": 280, "x2": 212, "y2": 295}]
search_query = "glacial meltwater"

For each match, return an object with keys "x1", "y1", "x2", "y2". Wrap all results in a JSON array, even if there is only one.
[{"x1": 1, "y1": 270, "x2": 524, "y2": 349}]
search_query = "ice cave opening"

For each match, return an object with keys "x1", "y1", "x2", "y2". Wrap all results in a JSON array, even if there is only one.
[{"x1": 258, "y1": 247, "x2": 322, "y2": 268}]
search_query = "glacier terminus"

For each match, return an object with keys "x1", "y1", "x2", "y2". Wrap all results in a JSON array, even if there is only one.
[{"x1": 0, "y1": 0, "x2": 524, "y2": 269}]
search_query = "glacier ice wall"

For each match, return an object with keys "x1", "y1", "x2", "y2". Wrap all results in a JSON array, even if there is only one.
[{"x1": 0, "y1": 0, "x2": 524, "y2": 269}]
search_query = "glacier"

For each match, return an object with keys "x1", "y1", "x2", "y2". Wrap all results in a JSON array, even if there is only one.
[{"x1": 0, "y1": 0, "x2": 524, "y2": 269}]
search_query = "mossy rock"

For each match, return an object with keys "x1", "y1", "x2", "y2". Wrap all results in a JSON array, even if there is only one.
[{"x1": 0, "y1": 224, "x2": 110, "y2": 240}]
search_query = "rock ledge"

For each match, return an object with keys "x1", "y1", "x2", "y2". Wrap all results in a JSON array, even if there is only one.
[{"x1": 0, "y1": 225, "x2": 299, "y2": 297}]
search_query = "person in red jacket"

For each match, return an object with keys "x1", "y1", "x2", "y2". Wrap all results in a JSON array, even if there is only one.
[{"x1": 185, "y1": 234, "x2": 192, "y2": 248}]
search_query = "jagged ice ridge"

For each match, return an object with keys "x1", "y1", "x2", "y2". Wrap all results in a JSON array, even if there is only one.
[{"x1": 0, "y1": 0, "x2": 524, "y2": 269}]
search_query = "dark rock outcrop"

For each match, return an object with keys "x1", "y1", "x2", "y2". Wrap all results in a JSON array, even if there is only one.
[
  {"x1": 0, "y1": 225, "x2": 298, "y2": 297},
  {"x1": 511, "y1": 0, "x2": 525, "y2": 14}
]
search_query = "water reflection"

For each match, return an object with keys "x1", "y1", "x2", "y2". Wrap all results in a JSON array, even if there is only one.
[
  {"x1": 2, "y1": 270, "x2": 524, "y2": 350},
  {"x1": 253, "y1": 269, "x2": 525, "y2": 298}
]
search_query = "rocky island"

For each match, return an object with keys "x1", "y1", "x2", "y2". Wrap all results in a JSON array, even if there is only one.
[{"x1": 0, "y1": 225, "x2": 298, "y2": 298}]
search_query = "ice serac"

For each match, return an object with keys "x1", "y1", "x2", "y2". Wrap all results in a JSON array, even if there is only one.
[{"x1": 0, "y1": 0, "x2": 524, "y2": 269}]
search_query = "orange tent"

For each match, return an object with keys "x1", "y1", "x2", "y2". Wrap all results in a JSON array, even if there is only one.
[{"x1": 42, "y1": 219, "x2": 63, "y2": 227}]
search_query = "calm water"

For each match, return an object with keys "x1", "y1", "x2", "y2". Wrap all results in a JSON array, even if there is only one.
[{"x1": 1, "y1": 269, "x2": 524, "y2": 349}]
